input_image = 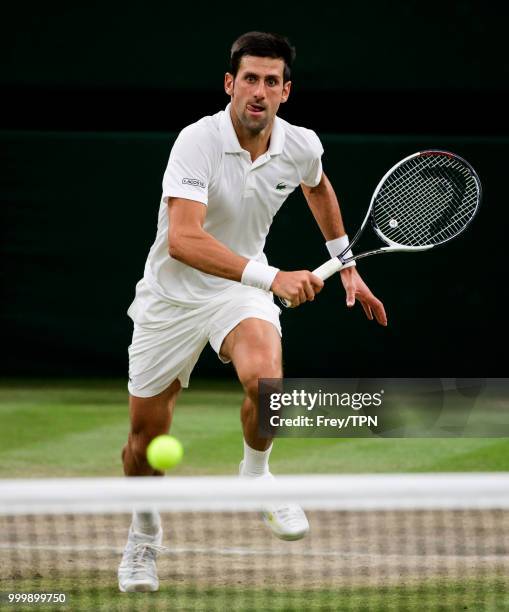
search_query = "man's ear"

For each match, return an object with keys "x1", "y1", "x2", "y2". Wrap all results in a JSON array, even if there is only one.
[
  {"x1": 224, "y1": 72, "x2": 234, "y2": 96},
  {"x1": 281, "y1": 80, "x2": 292, "y2": 104}
]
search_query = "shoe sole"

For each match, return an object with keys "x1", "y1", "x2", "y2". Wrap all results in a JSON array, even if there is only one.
[{"x1": 119, "y1": 580, "x2": 159, "y2": 593}]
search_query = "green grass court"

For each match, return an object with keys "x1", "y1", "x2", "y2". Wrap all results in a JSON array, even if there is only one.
[
  {"x1": 5, "y1": 578, "x2": 509, "y2": 611},
  {"x1": 1, "y1": 378, "x2": 509, "y2": 478},
  {"x1": 1, "y1": 379, "x2": 508, "y2": 611}
]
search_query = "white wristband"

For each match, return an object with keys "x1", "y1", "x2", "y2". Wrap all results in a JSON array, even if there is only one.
[
  {"x1": 326, "y1": 235, "x2": 356, "y2": 269},
  {"x1": 241, "y1": 260, "x2": 280, "y2": 292}
]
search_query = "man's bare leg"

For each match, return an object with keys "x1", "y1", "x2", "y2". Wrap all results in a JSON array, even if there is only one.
[
  {"x1": 221, "y1": 318, "x2": 281, "y2": 462},
  {"x1": 121, "y1": 379, "x2": 181, "y2": 532},
  {"x1": 122, "y1": 379, "x2": 181, "y2": 477},
  {"x1": 221, "y1": 317, "x2": 282, "y2": 476},
  {"x1": 220, "y1": 318, "x2": 309, "y2": 540},
  {"x1": 118, "y1": 379, "x2": 181, "y2": 592}
]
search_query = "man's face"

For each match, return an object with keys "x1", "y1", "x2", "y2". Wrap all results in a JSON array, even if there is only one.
[{"x1": 225, "y1": 55, "x2": 291, "y2": 134}]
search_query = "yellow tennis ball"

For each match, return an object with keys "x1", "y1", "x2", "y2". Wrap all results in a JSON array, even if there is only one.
[{"x1": 146, "y1": 435, "x2": 183, "y2": 471}]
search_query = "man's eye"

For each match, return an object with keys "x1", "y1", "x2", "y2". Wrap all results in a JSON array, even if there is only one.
[
  {"x1": 267, "y1": 79, "x2": 277, "y2": 86},
  {"x1": 246, "y1": 76, "x2": 256, "y2": 83}
]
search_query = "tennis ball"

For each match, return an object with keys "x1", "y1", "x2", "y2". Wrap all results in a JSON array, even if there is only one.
[{"x1": 146, "y1": 435, "x2": 183, "y2": 471}]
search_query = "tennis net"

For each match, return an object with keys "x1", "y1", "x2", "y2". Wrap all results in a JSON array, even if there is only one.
[{"x1": 1, "y1": 474, "x2": 508, "y2": 611}]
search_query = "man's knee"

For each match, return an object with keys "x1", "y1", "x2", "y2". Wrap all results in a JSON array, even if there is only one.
[
  {"x1": 238, "y1": 355, "x2": 282, "y2": 401},
  {"x1": 126, "y1": 403, "x2": 175, "y2": 465}
]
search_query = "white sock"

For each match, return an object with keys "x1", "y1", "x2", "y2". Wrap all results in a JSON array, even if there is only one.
[
  {"x1": 132, "y1": 510, "x2": 161, "y2": 535},
  {"x1": 241, "y1": 439, "x2": 272, "y2": 478}
]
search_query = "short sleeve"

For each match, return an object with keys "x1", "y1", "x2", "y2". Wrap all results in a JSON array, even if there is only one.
[
  {"x1": 301, "y1": 130, "x2": 324, "y2": 188},
  {"x1": 162, "y1": 124, "x2": 214, "y2": 205}
]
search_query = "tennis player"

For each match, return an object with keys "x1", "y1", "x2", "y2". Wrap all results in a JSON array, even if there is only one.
[{"x1": 118, "y1": 31, "x2": 387, "y2": 592}]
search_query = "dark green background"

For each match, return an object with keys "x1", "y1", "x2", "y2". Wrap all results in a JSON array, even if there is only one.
[
  {"x1": 2, "y1": 2, "x2": 507, "y2": 379},
  {"x1": 2, "y1": 3, "x2": 507, "y2": 90}
]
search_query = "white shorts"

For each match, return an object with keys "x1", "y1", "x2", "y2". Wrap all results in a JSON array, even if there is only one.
[{"x1": 127, "y1": 280, "x2": 281, "y2": 397}]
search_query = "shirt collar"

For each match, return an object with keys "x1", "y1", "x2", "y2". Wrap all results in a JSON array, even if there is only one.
[
  {"x1": 220, "y1": 103, "x2": 285, "y2": 156},
  {"x1": 220, "y1": 103, "x2": 244, "y2": 153},
  {"x1": 267, "y1": 114, "x2": 285, "y2": 156}
]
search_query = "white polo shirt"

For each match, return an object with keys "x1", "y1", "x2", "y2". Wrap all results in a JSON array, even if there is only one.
[{"x1": 141, "y1": 103, "x2": 324, "y2": 305}]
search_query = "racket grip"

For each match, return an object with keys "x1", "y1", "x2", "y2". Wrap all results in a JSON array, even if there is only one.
[
  {"x1": 312, "y1": 257, "x2": 344, "y2": 281},
  {"x1": 280, "y1": 257, "x2": 344, "y2": 308}
]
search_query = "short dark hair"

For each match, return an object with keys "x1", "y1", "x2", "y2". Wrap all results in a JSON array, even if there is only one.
[{"x1": 230, "y1": 31, "x2": 296, "y2": 82}]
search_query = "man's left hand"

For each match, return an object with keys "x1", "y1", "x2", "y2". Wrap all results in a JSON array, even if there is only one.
[{"x1": 340, "y1": 267, "x2": 387, "y2": 326}]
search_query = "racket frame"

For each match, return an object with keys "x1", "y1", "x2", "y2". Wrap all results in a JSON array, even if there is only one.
[{"x1": 282, "y1": 149, "x2": 482, "y2": 300}]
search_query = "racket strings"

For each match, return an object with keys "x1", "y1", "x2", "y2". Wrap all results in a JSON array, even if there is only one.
[
  {"x1": 379, "y1": 159, "x2": 472, "y2": 244},
  {"x1": 376, "y1": 157, "x2": 477, "y2": 246},
  {"x1": 383, "y1": 170, "x2": 458, "y2": 244},
  {"x1": 373, "y1": 155, "x2": 479, "y2": 247}
]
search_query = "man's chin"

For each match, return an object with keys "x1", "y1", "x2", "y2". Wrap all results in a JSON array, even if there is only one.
[{"x1": 242, "y1": 116, "x2": 270, "y2": 133}]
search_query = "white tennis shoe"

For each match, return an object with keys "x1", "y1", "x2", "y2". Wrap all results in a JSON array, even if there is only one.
[
  {"x1": 239, "y1": 461, "x2": 310, "y2": 541},
  {"x1": 118, "y1": 525, "x2": 165, "y2": 592},
  {"x1": 261, "y1": 502, "x2": 310, "y2": 541}
]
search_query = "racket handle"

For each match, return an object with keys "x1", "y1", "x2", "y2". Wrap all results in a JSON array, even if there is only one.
[
  {"x1": 312, "y1": 257, "x2": 344, "y2": 281},
  {"x1": 280, "y1": 257, "x2": 344, "y2": 308}
]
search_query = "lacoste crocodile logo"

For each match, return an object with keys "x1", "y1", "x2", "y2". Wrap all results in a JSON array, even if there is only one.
[{"x1": 276, "y1": 182, "x2": 287, "y2": 190}]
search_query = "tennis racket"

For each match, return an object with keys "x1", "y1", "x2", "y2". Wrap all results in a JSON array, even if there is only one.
[{"x1": 281, "y1": 150, "x2": 481, "y2": 308}]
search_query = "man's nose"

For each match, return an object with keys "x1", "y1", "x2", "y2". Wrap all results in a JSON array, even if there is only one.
[{"x1": 253, "y1": 81, "x2": 266, "y2": 98}]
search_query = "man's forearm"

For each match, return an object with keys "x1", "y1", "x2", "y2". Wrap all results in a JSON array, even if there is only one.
[
  {"x1": 303, "y1": 172, "x2": 347, "y2": 241},
  {"x1": 169, "y1": 227, "x2": 248, "y2": 281}
]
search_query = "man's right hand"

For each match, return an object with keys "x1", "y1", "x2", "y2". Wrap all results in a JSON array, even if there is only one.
[{"x1": 271, "y1": 271, "x2": 324, "y2": 307}]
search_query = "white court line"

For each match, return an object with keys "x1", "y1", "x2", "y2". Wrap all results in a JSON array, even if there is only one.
[{"x1": 1, "y1": 542, "x2": 508, "y2": 562}]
